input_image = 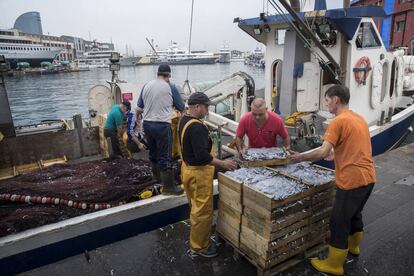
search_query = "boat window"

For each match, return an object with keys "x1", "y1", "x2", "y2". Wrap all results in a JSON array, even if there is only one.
[
  {"x1": 381, "y1": 60, "x2": 389, "y2": 101},
  {"x1": 275, "y1": 29, "x2": 286, "y2": 45},
  {"x1": 390, "y1": 60, "x2": 396, "y2": 98},
  {"x1": 395, "y1": 21, "x2": 405, "y2": 32},
  {"x1": 355, "y1": 22, "x2": 382, "y2": 48}
]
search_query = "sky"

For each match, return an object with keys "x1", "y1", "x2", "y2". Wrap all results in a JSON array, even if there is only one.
[{"x1": 1, "y1": 0, "x2": 343, "y2": 55}]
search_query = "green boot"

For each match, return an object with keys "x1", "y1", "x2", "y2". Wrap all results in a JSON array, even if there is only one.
[
  {"x1": 310, "y1": 245, "x2": 348, "y2": 275},
  {"x1": 160, "y1": 169, "x2": 183, "y2": 195},
  {"x1": 151, "y1": 162, "x2": 161, "y2": 182},
  {"x1": 348, "y1": 232, "x2": 363, "y2": 256}
]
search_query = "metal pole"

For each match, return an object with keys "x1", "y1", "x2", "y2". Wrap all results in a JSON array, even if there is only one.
[{"x1": 217, "y1": 125, "x2": 223, "y2": 159}]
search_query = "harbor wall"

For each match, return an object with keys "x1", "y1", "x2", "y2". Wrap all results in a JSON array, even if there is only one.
[{"x1": 0, "y1": 127, "x2": 100, "y2": 168}]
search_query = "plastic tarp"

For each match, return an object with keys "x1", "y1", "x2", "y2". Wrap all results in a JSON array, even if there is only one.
[{"x1": 380, "y1": 0, "x2": 394, "y2": 49}]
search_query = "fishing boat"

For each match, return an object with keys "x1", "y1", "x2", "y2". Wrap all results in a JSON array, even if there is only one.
[
  {"x1": 235, "y1": 1, "x2": 414, "y2": 160},
  {"x1": 2, "y1": 2, "x2": 414, "y2": 274}
]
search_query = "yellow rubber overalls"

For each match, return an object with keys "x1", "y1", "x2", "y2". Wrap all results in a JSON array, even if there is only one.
[{"x1": 180, "y1": 118, "x2": 215, "y2": 251}]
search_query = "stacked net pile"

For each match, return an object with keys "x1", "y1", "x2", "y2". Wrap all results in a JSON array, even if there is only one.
[{"x1": 0, "y1": 158, "x2": 158, "y2": 237}]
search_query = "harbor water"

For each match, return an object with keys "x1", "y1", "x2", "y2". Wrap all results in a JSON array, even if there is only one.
[
  {"x1": 4, "y1": 63, "x2": 265, "y2": 126},
  {"x1": 4, "y1": 63, "x2": 413, "y2": 145}
]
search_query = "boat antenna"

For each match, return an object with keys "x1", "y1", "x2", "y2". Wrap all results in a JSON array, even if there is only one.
[{"x1": 185, "y1": 0, "x2": 195, "y2": 86}]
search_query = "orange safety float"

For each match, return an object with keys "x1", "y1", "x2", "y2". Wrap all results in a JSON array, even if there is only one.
[{"x1": 353, "y1": 56, "x2": 372, "y2": 85}]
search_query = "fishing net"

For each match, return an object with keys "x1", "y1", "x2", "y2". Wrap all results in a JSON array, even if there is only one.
[{"x1": 0, "y1": 158, "x2": 168, "y2": 237}]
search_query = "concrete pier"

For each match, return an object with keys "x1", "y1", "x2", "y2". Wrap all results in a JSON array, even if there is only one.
[{"x1": 18, "y1": 143, "x2": 414, "y2": 275}]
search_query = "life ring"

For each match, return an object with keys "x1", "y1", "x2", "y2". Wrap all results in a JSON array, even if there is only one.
[{"x1": 353, "y1": 56, "x2": 372, "y2": 85}]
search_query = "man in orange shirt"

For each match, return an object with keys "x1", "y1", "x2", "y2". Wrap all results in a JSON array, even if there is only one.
[{"x1": 289, "y1": 85, "x2": 375, "y2": 276}]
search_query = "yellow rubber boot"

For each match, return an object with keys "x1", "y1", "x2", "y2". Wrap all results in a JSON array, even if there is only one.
[
  {"x1": 310, "y1": 245, "x2": 348, "y2": 275},
  {"x1": 348, "y1": 232, "x2": 363, "y2": 255}
]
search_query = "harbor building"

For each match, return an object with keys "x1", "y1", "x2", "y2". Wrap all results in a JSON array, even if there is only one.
[
  {"x1": 2, "y1": 11, "x2": 115, "y2": 65},
  {"x1": 352, "y1": 0, "x2": 414, "y2": 54}
]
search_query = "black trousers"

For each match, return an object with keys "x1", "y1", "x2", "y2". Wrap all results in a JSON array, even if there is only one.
[
  {"x1": 103, "y1": 128, "x2": 121, "y2": 156},
  {"x1": 126, "y1": 140, "x2": 140, "y2": 153},
  {"x1": 143, "y1": 121, "x2": 172, "y2": 171},
  {"x1": 329, "y1": 183, "x2": 374, "y2": 249}
]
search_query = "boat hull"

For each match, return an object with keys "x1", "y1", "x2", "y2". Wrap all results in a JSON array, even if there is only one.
[
  {"x1": 317, "y1": 105, "x2": 414, "y2": 168},
  {"x1": 218, "y1": 53, "x2": 231, "y2": 63},
  {"x1": 154, "y1": 57, "x2": 217, "y2": 65}
]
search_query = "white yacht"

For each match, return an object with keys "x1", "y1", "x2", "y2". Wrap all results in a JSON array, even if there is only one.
[
  {"x1": 77, "y1": 50, "x2": 117, "y2": 68},
  {"x1": 0, "y1": 29, "x2": 62, "y2": 68},
  {"x1": 137, "y1": 42, "x2": 217, "y2": 65},
  {"x1": 218, "y1": 42, "x2": 231, "y2": 63}
]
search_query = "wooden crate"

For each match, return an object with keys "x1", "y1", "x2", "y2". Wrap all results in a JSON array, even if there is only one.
[
  {"x1": 0, "y1": 167, "x2": 17, "y2": 180},
  {"x1": 239, "y1": 231, "x2": 329, "y2": 274},
  {"x1": 216, "y1": 173, "x2": 243, "y2": 247},
  {"x1": 217, "y1": 173, "x2": 243, "y2": 212},
  {"x1": 217, "y1": 201, "x2": 242, "y2": 247},
  {"x1": 268, "y1": 163, "x2": 336, "y2": 187},
  {"x1": 15, "y1": 162, "x2": 42, "y2": 174},
  {"x1": 239, "y1": 158, "x2": 290, "y2": 168},
  {"x1": 216, "y1": 167, "x2": 335, "y2": 275},
  {"x1": 40, "y1": 156, "x2": 67, "y2": 167},
  {"x1": 242, "y1": 187, "x2": 334, "y2": 237},
  {"x1": 240, "y1": 204, "x2": 332, "y2": 260}
]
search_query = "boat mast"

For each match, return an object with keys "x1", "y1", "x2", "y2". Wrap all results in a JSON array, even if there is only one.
[{"x1": 185, "y1": 0, "x2": 195, "y2": 82}]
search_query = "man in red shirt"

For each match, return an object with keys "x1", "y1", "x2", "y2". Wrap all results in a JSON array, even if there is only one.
[{"x1": 235, "y1": 98, "x2": 290, "y2": 158}]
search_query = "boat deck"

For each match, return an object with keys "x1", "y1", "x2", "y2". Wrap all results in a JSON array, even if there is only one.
[{"x1": 19, "y1": 143, "x2": 414, "y2": 276}]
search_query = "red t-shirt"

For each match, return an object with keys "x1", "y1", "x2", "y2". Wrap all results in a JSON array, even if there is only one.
[{"x1": 236, "y1": 111, "x2": 288, "y2": 148}]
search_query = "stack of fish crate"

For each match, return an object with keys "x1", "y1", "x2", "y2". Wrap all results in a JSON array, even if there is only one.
[
  {"x1": 98, "y1": 114, "x2": 109, "y2": 158},
  {"x1": 216, "y1": 163, "x2": 335, "y2": 275},
  {"x1": 216, "y1": 172, "x2": 243, "y2": 247}
]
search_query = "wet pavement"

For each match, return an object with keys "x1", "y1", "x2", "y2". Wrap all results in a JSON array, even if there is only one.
[{"x1": 20, "y1": 144, "x2": 414, "y2": 276}]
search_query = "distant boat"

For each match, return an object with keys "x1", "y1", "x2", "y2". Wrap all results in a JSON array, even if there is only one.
[
  {"x1": 136, "y1": 42, "x2": 217, "y2": 65},
  {"x1": 120, "y1": 56, "x2": 142, "y2": 66},
  {"x1": 218, "y1": 42, "x2": 231, "y2": 63},
  {"x1": 0, "y1": 29, "x2": 62, "y2": 68},
  {"x1": 244, "y1": 47, "x2": 265, "y2": 68},
  {"x1": 76, "y1": 41, "x2": 120, "y2": 68}
]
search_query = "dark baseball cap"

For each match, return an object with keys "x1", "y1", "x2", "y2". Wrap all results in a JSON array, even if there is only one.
[
  {"x1": 122, "y1": 101, "x2": 131, "y2": 111},
  {"x1": 188, "y1": 92, "x2": 215, "y2": 106},
  {"x1": 158, "y1": 64, "x2": 171, "y2": 75}
]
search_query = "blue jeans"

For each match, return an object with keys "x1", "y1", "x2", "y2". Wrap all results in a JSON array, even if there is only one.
[{"x1": 143, "y1": 121, "x2": 172, "y2": 171}]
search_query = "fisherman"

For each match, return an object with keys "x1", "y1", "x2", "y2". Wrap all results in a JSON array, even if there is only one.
[
  {"x1": 123, "y1": 107, "x2": 147, "y2": 153},
  {"x1": 137, "y1": 64, "x2": 185, "y2": 194},
  {"x1": 289, "y1": 85, "x2": 376, "y2": 275},
  {"x1": 179, "y1": 92, "x2": 237, "y2": 258},
  {"x1": 104, "y1": 101, "x2": 131, "y2": 157},
  {"x1": 235, "y1": 98, "x2": 290, "y2": 158}
]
